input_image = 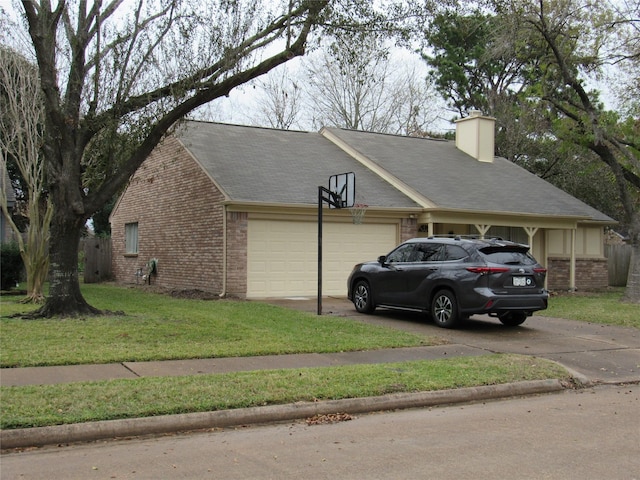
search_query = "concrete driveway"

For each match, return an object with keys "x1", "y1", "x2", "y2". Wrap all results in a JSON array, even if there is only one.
[{"x1": 268, "y1": 296, "x2": 640, "y2": 385}]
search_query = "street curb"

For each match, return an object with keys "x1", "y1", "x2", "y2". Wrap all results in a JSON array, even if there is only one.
[
  {"x1": 547, "y1": 361, "x2": 593, "y2": 387},
  {"x1": 1, "y1": 379, "x2": 564, "y2": 450}
]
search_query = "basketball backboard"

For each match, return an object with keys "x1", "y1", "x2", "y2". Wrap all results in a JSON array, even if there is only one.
[{"x1": 328, "y1": 172, "x2": 355, "y2": 209}]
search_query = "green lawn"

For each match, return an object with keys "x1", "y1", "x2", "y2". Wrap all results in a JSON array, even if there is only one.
[
  {"x1": 0, "y1": 283, "x2": 439, "y2": 368},
  {"x1": 540, "y1": 288, "x2": 640, "y2": 328},
  {"x1": 3, "y1": 283, "x2": 632, "y2": 430}
]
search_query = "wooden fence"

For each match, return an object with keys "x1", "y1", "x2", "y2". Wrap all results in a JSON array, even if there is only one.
[
  {"x1": 82, "y1": 237, "x2": 112, "y2": 283},
  {"x1": 605, "y1": 244, "x2": 632, "y2": 287}
]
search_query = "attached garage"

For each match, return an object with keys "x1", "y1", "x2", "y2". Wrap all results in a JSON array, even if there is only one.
[{"x1": 247, "y1": 218, "x2": 398, "y2": 298}]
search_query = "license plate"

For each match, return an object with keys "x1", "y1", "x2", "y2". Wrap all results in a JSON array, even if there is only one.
[{"x1": 513, "y1": 276, "x2": 530, "y2": 287}]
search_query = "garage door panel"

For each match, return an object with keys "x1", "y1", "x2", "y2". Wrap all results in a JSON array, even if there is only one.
[
  {"x1": 324, "y1": 223, "x2": 396, "y2": 295},
  {"x1": 247, "y1": 219, "x2": 397, "y2": 298}
]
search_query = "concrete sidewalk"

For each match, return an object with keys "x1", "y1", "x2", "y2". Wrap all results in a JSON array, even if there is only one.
[{"x1": 0, "y1": 344, "x2": 489, "y2": 387}]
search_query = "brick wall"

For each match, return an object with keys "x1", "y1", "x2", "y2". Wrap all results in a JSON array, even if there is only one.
[
  {"x1": 111, "y1": 136, "x2": 226, "y2": 294},
  {"x1": 547, "y1": 257, "x2": 609, "y2": 291},
  {"x1": 400, "y1": 218, "x2": 417, "y2": 242},
  {"x1": 225, "y1": 211, "x2": 248, "y2": 297}
]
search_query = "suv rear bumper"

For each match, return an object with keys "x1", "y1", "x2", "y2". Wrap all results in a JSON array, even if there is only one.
[{"x1": 461, "y1": 289, "x2": 549, "y2": 315}]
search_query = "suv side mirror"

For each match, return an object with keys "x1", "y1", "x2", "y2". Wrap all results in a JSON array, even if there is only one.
[{"x1": 378, "y1": 255, "x2": 387, "y2": 265}]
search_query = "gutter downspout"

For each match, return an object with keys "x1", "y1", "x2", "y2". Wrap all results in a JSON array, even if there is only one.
[{"x1": 219, "y1": 204, "x2": 227, "y2": 298}]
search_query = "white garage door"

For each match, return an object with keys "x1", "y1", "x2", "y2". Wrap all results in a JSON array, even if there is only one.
[{"x1": 247, "y1": 219, "x2": 397, "y2": 298}]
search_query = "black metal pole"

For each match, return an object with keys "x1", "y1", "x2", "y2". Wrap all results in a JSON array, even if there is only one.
[{"x1": 317, "y1": 186, "x2": 323, "y2": 315}]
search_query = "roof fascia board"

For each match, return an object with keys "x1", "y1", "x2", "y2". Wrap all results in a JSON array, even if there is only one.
[
  {"x1": 578, "y1": 219, "x2": 618, "y2": 226},
  {"x1": 320, "y1": 127, "x2": 437, "y2": 209},
  {"x1": 426, "y1": 206, "x2": 591, "y2": 220},
  {"x1": 109, "y1": 195, "x2": 123, "y2": 222},
  {"x1": 420, "y1": 209, "x2": 592, "y2": 230},
  {"x1": 224, "y1": 200, "x2": 421, "y2": 216}
]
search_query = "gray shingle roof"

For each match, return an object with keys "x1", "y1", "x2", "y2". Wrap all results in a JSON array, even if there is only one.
[
  {"x1": 323, "y1": 127, "x2": 613, "y2": 222},
  {"x1": 177, "y1": 121, "x2": 613, "y2": 223},
  {"x1": 177, "y1": 121, "x2": 420, "y2": 208}
]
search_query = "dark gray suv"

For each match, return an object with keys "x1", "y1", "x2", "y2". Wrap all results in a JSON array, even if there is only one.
[{"x1": 347, "y1": 237, "x2": 548, "y2": 328}]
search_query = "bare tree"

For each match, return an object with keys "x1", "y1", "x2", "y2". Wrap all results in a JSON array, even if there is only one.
[
  {"x1": 0, "y1": 46, "x2": 53, "y2": 303},
  {"x1": 304, "y1": 35, "x2": 441, "y2": 135},
  {"x1": 254, "y1": 66, "x2": 303, "y2": 129},
  {"x1": 608, "y1": 0, "x2": 640, "y2": 117},
  {"x1": 388, "y1": 64, "x2": 444, "y2": 136},
  {"x1": 15, "y1": 0, "x2": 329, "y2": 316},
  {"x1": 8, "y1": 0, "x2": 418, "y2": 317}
]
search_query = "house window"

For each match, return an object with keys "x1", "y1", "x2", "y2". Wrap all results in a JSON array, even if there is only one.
[{"x1": 125, "y1": 222, "x2": 138, "y2": 254}]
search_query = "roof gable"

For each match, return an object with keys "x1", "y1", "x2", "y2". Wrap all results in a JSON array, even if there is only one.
[{"x1": 177, "y1": 121, "x2": 420, "y2": 208}]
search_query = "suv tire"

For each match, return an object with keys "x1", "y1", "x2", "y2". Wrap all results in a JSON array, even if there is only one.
[
  {"x1": 353, "y1": 280, "x2": 375, "y2": 314},
  {"x1": 431, "y1": 289, "x2": 459, "y2": 328},
  {"x1": 498, "y1": 311, "x2": 527, "y2": 326}
]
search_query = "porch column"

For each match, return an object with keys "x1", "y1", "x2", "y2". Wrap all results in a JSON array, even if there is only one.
[
  {"x1": 524, "y1": 226, "x2": 539, "y2": 256},
  {"x1": 474, "y1": 224, "x2": 491, "y2": 239}
]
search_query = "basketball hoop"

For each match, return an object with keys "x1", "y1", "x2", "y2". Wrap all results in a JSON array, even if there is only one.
[{"x1": 349, "y1": 203, "x2": 368, "y2": 224}]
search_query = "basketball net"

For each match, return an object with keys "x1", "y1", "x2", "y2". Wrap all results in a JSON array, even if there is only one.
[{"x1": 349, "y1": 203, "x2": 368, "y2": 224}]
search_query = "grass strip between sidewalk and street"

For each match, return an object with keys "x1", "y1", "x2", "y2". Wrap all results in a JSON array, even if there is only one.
[{"x1": 0, "y1": 354, "x2": 569, "y2": 429}]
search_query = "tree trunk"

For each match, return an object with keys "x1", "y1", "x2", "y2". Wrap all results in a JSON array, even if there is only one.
[
  {"x1": 34, "y1": 215, "x2": 101, "y2": 317},
  {"x1": 21, "y1": 247, "x2": 48, "y2": 304},
  {"x1": 20, "y1": 198, "x2": 53, "y2": 304}
]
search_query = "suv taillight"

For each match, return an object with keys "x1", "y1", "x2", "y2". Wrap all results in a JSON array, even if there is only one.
[
  {"x1": 466, "y1": 267, "x2": 510, "y2": 274},
  {"x1": 533, "y1": 268, "x2": 547, "y2": 274}
]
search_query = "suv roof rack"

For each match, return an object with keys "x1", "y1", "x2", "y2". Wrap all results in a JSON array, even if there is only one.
[{"x1": 425, "y1": 235, "x2": 505, "y2": 241}]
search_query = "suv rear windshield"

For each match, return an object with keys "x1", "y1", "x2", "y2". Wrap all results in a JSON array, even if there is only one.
[{"x1": 480, "y1": 249, "x2": 537, "y2": 266}]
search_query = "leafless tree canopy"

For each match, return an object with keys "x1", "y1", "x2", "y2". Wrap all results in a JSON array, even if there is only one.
[
  {"x1": 254, "y1": 66, "x2": 303, "y2": 130},
  {"x1": 0, "y1": 46, "x2": 53, "y2": 303},
  {"x1": 303, "y1": 36, "x2": 442, "y2": 135}
]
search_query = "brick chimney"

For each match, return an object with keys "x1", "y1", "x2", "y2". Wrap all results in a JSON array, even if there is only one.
[{"x1": 454, "y1": 110, "x2": 495, "y2": 163}]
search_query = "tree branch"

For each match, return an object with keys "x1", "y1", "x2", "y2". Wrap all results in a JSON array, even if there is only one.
[
  {"x1": 86, "y1": 0, "x2": 319, "y2": 137},
  {"x1": 84, "y1": 0, "x2": 328, "y2": 214}
]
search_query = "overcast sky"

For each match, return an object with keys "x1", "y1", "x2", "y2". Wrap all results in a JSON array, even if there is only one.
[{"x1": 1, "y1": 0, "x2": 625, "y2": 133}]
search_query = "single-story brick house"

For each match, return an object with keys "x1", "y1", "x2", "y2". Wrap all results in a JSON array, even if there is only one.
[{"x1": 110, "y1": 112, "x2": 615, "y2": 298}]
